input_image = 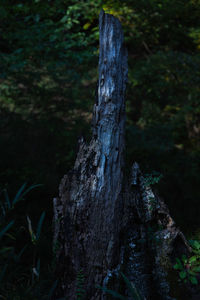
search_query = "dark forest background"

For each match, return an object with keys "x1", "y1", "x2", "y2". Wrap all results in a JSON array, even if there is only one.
[{"x1": 0, "y1": 0, "x2": 200, "y2": 298}]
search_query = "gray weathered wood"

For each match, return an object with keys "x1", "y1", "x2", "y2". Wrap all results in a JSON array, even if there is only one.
[
  {"x1": 53, "y1": 10, "x2": 128, "y2": 299},
  {"x1": 52, "y1": 10, "x2": 195, "y2": 300}
]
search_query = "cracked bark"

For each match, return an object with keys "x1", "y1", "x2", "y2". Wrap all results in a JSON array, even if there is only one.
[{"x1": 52, "y1": 10, "x2": 197, "y2": 300}]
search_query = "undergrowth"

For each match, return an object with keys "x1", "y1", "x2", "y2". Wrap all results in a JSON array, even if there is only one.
[{"x1": 0, "y1": 183, "x2": 57, "y2": 299}]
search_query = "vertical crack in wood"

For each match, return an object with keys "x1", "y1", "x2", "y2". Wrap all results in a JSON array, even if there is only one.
[
  {"x1": 53, "y1": 9, "x2": 128, "y2": 300},
  {"x1": 93, "y1": 9, "x2": 128, "y2": 201}
]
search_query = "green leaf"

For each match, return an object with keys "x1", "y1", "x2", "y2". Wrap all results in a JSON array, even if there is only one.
[
  {"x1": 36, "y1": 211, "x2": 46, "y2": 241},
  {"x1": 60, "y1": 15, "x2": 68, "y2": 23},
  {"x1": 190, "y1": 240, "x2": 200, "y2": 250},
  {"x1": 175, "y1": 258, "x2": 183, "y2": 270},
  {"x1": 47, "y1": 280, "x2": 58, "y2": 299},
  {"x1": 27, "y1": 215, "x2": 36, "y2": 244},
  {"x1": 176, "y1": 258, "x2": 181, "y2": 264},
  {"x1": 181, "y1": 255, "x2": 187, "y2": 263},
  {"x1": 188, "y1": 270, "x2": 196, "y2": 276},
  {"x1": 189, "y1": 256, "x2": 197, "y2": 263},
  {"x1": 0, "y1": 220, "x2": 14, "y2": 240},
  {"x1": 83, "y1": 23, "x2": 91, "y2": 30},
  {"x1": 0, "y1": 246, "x2": 13, "y2": 254},
  {"x1": 192, "y1": 266, "x2": 200, "y2": 273},
  {"x1": 4, "y1": 232, "x2": 16, "y2": 240},
  {"x1": 12, "y1": 183, "x2": 43, "y2": 208},
  {"x1": 189, "y1": 276, "x2": 198, "y2": 285},
  {"x1": 191, "y1": 249, "x2": 200, "y2": 255},
  {"x1": 3, "y1": 189, "x2": 11, "y2": 210},
  {"x1": 96, "y1": 285, "x2": 127, "y2": 300},
  {"x1": 173, "y1": 263, "x2": 180, "y2": 270},
  {"x1": 193, "y1": 241, "x2": 200, "y2": 250},
  {"x1": 179, "y1": 271, "x2": 187, "y2": 279},
  {"x1": 12, "y1": 183, "x2": 27, "y2": 207},
  {"x1": 121, "y1": 272, "x2": 142, "y2": 300},
  {"x1": 15, "y1": 245, "x2": 27, "y2": 262},
  {"x1": 20, "y1": 184, "x2": 43, "y2": 200}
]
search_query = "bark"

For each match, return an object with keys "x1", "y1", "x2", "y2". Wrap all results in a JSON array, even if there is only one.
[
  {"x1": 53, "y1": 10, "x2": 127, "y2": 299},
  {"x1": 52, "y1": 10, "x2": 197, "y2": 300}
]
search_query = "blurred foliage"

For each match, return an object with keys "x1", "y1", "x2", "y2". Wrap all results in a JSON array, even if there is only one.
[
  {"x1": 0, "y1": 0, "x2": 102, "y2": 193},
  {"x1": 0, "y1": 0, "x2": 200, "y2": 239}
]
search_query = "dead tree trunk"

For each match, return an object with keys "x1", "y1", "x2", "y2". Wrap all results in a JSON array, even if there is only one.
[{"x1": 53, "y1": 10, "x2": 193, "y2": 300}]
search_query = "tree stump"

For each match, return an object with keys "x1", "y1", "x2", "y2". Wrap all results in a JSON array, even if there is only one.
[{"x1": 53, "y1": 10, "x2": 193, "y2": 300}]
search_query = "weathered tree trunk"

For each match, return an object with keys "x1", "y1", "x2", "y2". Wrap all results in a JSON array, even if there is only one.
[{"x1": 53, "y1": 10, "x2": 194, "y2": 300}]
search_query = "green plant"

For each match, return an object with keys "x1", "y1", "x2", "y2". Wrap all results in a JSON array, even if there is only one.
[
  {"x1": 173, "y1": 239, "x2": 200, "y2": 285},
  {"x1": 27, "y1": 211, "x2": 46, "y2": 245},
  {"x1": 76, "y1": 269, "x2": 86, "y2": 300},
  {"x1": 26, "y1": 211, "x2": 46, "y2": 287},
  {"x1": 97, "y1": 272, "x2": 142, "y2": 300},
  {"x1": 0, "y1": 183, "x2": 42, "y2": 219},
  {"x1": 0, "y1": 183, "x2": 57, "y2": 299},
  {"x1": 143, "y1": 171, "x2": 163, "y2": 187}
]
